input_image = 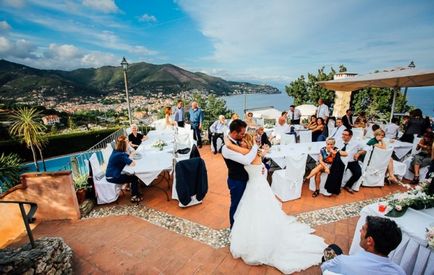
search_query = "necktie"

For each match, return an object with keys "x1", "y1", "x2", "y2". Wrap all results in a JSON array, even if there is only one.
[
  {"x1": 292, "y1": 112, "x2": 294, "y2": 120},
  {"x1": 342, "y1": 143, "x2": 347, "y2": 151},
  {"x1": 332, "y1": 126, "x2": 340, "y2": 137}
]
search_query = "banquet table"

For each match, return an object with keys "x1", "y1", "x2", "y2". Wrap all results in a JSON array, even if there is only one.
[
  {"x1": 266, "y1": 141, "x2": 325, "y2": 168},
  {"x1": 349, "y1": 203, "x2": 434, "y2": 275}
]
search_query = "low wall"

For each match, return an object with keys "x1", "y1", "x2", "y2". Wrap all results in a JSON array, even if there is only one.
[{"x1": 0, "y1": 171, "x2": 80, "y2": 248}]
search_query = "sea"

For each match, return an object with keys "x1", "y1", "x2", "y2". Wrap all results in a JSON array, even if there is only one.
[{"x1": 222, "y1": 86, "x2": 434, "y2": 118}]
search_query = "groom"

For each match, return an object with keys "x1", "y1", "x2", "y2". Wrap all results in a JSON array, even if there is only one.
[{"x1": 221, "y1": 119, "x2": 258, "y2": 228}]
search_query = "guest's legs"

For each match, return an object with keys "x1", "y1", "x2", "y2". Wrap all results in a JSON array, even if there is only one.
[
  {"x1": 193, "y1": 127, "x2": 202, "y2": 147},
  {"x1": 314, "y1": 172, "x2": 322, "y2": 190},
  {"x1": 306, "y1": 164, "x2": 323, "y2": 180},
  {"x1": 212, "y1": 134, "x2": 218, "y2": 153},
  {"x1": 227, "y1": 178, "x2": 247, "y2": 228},
  {"x1": 107, "y1": 174, "x2": 140, "y2": 198},
  {"x1": 345, "y1": 161, "x2": 362, "y2": 189}
]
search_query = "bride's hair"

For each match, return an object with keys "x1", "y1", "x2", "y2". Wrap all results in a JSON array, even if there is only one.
[{"x1": 242, "y1": 134, "x2": 254, "y2": 149}]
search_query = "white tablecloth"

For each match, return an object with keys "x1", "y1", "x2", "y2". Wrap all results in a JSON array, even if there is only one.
[
  {"x1": 350, "y1": 203, "x2": 434, "y2": 275},
  {"x1": 390, "y1": 140, "x2": 413, "y2": 160},
  {"x1": 123, "y1": 151, "x2": 173, "y2": 186},
  {"x1": 266, "y1": 142, "x2": 325, "y2": 168}
]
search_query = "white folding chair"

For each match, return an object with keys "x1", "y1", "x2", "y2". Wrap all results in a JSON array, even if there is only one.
[
  {"x1": 360, "y1": 147, "x2": 393, "y2": 187},
  {"x1": 89, "y1": 153, "x2": 121, "y2": 205},
  {"x1": 101, "y1": 143, "x2": 113, "y2": 165},
  {"x1": 299, "y1": 131, "x2": 312, "y2": 143},
  {"x1": 271, "y1": 153, "x2": 308, "y2": 201}
]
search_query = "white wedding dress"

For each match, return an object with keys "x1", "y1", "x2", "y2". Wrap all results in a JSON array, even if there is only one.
[{"x1": 230, "y1": 164, "x2": 327, "y2": 274}]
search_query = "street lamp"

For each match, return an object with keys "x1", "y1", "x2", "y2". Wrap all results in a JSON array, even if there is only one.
[{"x1": 121, "y1": 57, "x2": 132, "y2": 125}]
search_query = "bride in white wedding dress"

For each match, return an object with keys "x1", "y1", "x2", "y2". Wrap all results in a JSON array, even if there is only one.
[{"x1": 226, "y1": 134, "x2": 327, "y2": 274}]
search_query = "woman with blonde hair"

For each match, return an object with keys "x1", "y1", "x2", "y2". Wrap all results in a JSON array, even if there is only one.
[
  {"x1": 106, "y1": 135, "x2": 142, "y2": 202},
  {"x1": 223, "y1": 133, "x2": 327, "y2": 273}
]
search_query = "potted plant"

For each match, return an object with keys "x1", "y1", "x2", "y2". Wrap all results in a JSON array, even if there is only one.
[{"x1": 73, "y1": 174, "x2": 89, "y2": 204}]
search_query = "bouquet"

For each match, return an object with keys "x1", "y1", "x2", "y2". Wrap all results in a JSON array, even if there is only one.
[
  {"x1": 152, "y1": 139, "x2": 167, "y2": 151},
  {"x1": 386, "y1": 180, "x2": 434, "y2": 217},
  {"x1": 427, "y1": 226, "x2": 434, "y2": 249}
]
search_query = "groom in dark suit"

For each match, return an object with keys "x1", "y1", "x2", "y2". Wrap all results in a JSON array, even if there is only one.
[{"x1": 221, "y1": 119, "x2": 258, "y2": 228}]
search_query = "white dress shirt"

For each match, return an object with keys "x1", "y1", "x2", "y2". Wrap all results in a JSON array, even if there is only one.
[
  {"x1": 385, "y1": 123, "x2": 399, "y2": 139},
  {"x1": 221, "y1": 137, "x2": 258, "y2": 165},
  {"x1": 288, "y1": 109, "x2": 301, "y2": 120},
  {"x1": 330, "y1": 125, "x2": 347, "y2": 141},
  {"x1": 210, "y1": 120, "x2": 228, "y2": 134},
  {"x1": 336, "y1": 139, "x2": 364, "y2": 161},
  {"x1": 274, "y1": 123, "x2": 291, "y2": 135},
  {"x1": 321, "y1": 250, "x2": 405, "y2": 275},
  {"x1": 317, "y1": 104, "x2": 330, "y2": 120}
]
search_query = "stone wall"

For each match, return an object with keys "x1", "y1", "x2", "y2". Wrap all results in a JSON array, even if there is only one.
[{"x1": 0, "y1": 237, "x2": 72, "y2": 275}]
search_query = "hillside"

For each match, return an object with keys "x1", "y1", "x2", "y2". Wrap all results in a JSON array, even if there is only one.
[{"x1": 0, "y1": 59, "x2": 279, "y2": 100}]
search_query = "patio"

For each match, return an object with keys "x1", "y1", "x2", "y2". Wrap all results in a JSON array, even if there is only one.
[{"x1": 10, "y1": 145, "x2": 405, "y2": 274}]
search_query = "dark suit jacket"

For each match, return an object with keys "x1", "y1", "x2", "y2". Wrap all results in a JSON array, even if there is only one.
[
  {"x1": 342, "y1": 115, "x2": 353, "y2": 129},
  {"x1": 175, "y1": 158, "x2": 208, "y2": 206}
]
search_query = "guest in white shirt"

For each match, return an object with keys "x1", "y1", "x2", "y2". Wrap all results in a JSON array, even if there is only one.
[
  {"x1": 337, "y1": 129, "x2": 364, "y2": 194},
  {"x1": 210, "y1": 115, "x2": 228, "y2": 154},
  {"x1": 316, "y1": 98, "x2": 330, "y2": 122},
  {"x1": 385, "y1": 118, "x2": 400, "y2": 139},
  {"x1": 288, "y1": 105, "x2": 301, "y2": 125},
  {"x1": 273, "y1": 116, "x2": 291, "y2": 136},
  {"x1": 329, "y1": 118, "x2": 347, "y2": 142},
  {"x1": 321, "y1": 216, "x2": 405, "y2": 275}
]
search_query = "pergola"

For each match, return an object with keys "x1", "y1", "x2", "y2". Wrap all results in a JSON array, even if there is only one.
[{"x1": 317, "y1": 67, "x2": 434, "y2": 121}]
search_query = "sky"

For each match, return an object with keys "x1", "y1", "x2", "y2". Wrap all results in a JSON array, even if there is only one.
[{"x1": 1, "y1": 0, "x2": 434, "y2": 89}]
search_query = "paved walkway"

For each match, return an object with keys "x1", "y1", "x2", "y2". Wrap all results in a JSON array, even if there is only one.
[{"x1": 11, "y1": 145, "x2": 405, "y2": 274}]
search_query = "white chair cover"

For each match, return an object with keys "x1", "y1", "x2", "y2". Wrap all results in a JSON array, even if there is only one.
[
  {"x1": 271, "y1": 153, "x2": 308, "y2": 201},
  {"x1": 210, "y1": 137, "x2": 224, "y2": 153},
  {"x1": 89, "y1": 153, "x2": 120, "y2": 205},
  {"x1": 101, "y1": 143, "x2": 113, "y2": 165},
  {"x1": 309, "y1": 172, "x2": 329, "y2": 195},
  {"x1": 352, "y1": 128, "x2": 364, "y2": 140},
  {"x1": 299, "y1": 131, "x2": 312, "y2": 143},
  {"x1": 360, "y1": 147, "x2": 393, "y2": 187},
  {"x1": 411, "y1": 137, "x2": 422, "y2": 155}
]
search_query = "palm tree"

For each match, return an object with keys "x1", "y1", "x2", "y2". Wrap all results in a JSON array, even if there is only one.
[{"x1": 9, "y1": 107, "x2": 47, "y2": 172}]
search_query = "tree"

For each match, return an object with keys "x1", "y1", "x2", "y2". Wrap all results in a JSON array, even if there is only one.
[
  {"x1": 285, "y1": 66, "x2": 336, "y2": 106},
  {"x1": 0, "y1": 153, "x2": 22, "y2": 193},
  {"x1": 9, "y1": 107, "x2": 47, "y2": 172}
]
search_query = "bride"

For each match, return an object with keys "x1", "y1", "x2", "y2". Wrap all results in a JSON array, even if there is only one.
[{"x1": 225, "y1": 134, "x2": 327, "y2": 274}]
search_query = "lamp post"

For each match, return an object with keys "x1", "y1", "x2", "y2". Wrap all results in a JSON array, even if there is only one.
[{"x1": 121, "y1": 57, "x2": 132, "y2": 125}]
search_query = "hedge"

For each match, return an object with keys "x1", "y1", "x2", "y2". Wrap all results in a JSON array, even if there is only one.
[{"x1": 0, "y1": 128, "x2": 121, "y2": 162}]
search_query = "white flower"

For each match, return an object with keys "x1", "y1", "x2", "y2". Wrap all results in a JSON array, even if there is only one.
[{"x1": 395, "y1": 205, "x2": 403, "y2": 211}]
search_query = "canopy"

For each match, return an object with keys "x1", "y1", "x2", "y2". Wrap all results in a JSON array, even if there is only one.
[
  {"x1": 317, "y1": 67, "x2": 434, "y2": 121},
  {"x1": 317, "y1": 68, "x2": 434, "y2": 91}
]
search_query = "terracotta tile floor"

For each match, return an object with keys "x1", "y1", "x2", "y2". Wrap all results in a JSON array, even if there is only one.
[{"x1": 11, "y1": 145, "x2": 406, "y2": 274}]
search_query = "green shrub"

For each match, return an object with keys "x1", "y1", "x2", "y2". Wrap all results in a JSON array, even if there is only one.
[{"x1": 0, "y1": 153, "x2": 22, "y2": 193}]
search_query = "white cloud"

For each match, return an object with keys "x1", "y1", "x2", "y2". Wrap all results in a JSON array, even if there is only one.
[
  {"x1": 45, "y1": 44, "x2": 81, "y2": 60},
  {"x1": 139, "y1": 14, "x2": 157, "y2": 23},
  {"x1": 95, "y1": 31, "x2": 158, "y2": 56},
  {"x1": 81, "y1": 52, "x2": 119, "y2": 67},
  {"x1": 0, "y1": 21, "x2": 11, "y2": 31},
  {"x1": 82, "y1": 0, "x2": 119, "y2": 13},
  {"x1": 1, "y1": 0, "x2": 25, "y2": 8},
  {"x1": 0, "y1": 36, "x2": 36, "y2": 58}
]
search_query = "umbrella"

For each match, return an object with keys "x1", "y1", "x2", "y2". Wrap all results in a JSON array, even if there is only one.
[
  {"x1": 317, "y1": 67, "x2": 434, "y2": 121},
  {"x1": 247, "y1": 107, "x2": 281, "y2": 120}
]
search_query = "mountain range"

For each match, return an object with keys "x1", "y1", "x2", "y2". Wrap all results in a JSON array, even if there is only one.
[{"x1": 0, "y1": 59, "x2": 279, "y2": 100}]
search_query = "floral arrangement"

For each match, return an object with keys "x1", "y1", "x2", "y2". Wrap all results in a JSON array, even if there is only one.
[
  {"x1": 264, "y1": 123, "x2": 274, "y2": 129},
  {"x1": 386, "y1": 179, "x2": 434, "y2": 217},
  {"x1": 426, "y1": 226, "x2": 434, "y2": 249},
  {"x1": 152, "y1": 139, "x2": 167, "y2": 151}
]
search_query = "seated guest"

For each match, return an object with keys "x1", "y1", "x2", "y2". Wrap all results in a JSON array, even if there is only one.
[
  {"x1": 385, "y1": 118, "x2": 400, "y2": 139},
  {"x1": 106, "y1": 135, "x2": 142, "y2": 202},
  {"x1": 255, "y1": 126, "x2": 271, "y2": 148},
  {"x1": 329, "y1": 117, "x2": 347, "y2": 141},
  {"x1": 410, "y1": 132, "x2": 434, "y2": 184},
  {"x1": 338, "y1": 129, "x2": 365, "y2": 194},
  {"x1": 306, "y1": 114, "x2": 317, "y2": 129},
  {"x1": 365, "y1": 124, "x2": 381, "y2": 139},
  {"x1": 362, "y1": 129, "x2": 400, "y2": 184},
  {"x1": 274, "y1": 116, "x2": 291, "y2": 136},
  {"x1": 128, "y1": 124, "x2": 147, "y2": 150},
  {"x1": 321, "y1": 216, "x2": 405, "y2": 275},
  {"x1": 305, "y1": 137, "x2": 347, "y2": 197},
  {"x1": 210, "y1": 115, "x2": 228, "y2": 154},
  {"x1": 288, "y1": 105, "x2": 301, "y2": 124},
  {"x1": 227, "y1": 113, "x2": 239, "y2": 127},
  {"x1": 311, "y1": 117, "x2": 327, "y2": 142},
  {"x1": 354, "y1": 112, "x2": 367, "y2": 129},
  {"x1": 342, "y1": 109, "x2": 354, "y2": 129}
]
